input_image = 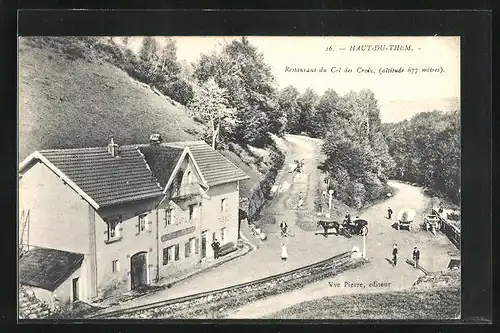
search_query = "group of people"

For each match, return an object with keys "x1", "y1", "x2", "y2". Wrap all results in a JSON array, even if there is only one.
[
  {"x1": 294, "y1": 159, "x2": 304, "y2": 172},
  {"x1": 391, "y1": 243, "x2": 421, "y2": 268}
]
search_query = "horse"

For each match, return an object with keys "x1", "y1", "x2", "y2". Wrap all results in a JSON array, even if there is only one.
[{"x1": 317, "y1": 220, "x2": 341, "y2": 236}]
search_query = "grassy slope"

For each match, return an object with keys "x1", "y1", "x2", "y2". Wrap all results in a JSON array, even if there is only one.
[
  {"x1": 17, "y1": 37, "x2": 273, "y2": 201},
  {"x1": 267, "y1": 270, "x2": 460, "y2": 319},
  {"x1": 18, "y1": 38, "x2": 203, "y2": 162}
]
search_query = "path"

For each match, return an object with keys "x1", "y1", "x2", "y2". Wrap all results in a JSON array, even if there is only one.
[
  {"x1": 227, "y1": 179, "x2": 460, "y2": 318},
  {"x1": 100, "y1": 135, "x2": 458, "y2": 316}
]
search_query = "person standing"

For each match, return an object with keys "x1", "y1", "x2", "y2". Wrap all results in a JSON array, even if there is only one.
[
  {"x1": 387, "y1": 207, "x2": 393, "y2": 219},
  {"x1": 412, "y1": 246, "x2": 420, "y2": 268},
  {"x1": 281, "y1": 244, "x2": 288, "y2": 261},
  {"x1": 345, "y1": 212, "x2": 352, "y2": 224},
  {"x1": 211, "y1": 238, "x2": 220, "y2": 259},
  {"x1": 392, "y1": 243, "x2": 398, "y2": 266},
  {"x1": 279, "y1": 220, "x2": 288, "y2": 236}
]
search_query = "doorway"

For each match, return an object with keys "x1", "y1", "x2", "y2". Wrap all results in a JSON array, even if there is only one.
[
  {"x1": 201, "y1": 231, "x2": 207, "y2": 258},
  {"x1": 130, "y1": 252, "x2": 148, "y2": 290},
  {"x1": 72, "y1": 277, "x2": 79, "y2": 302}
]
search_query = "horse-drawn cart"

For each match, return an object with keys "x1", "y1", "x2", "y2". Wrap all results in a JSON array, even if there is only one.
[
  {"x1": 397, "y1": 209, "x2": 416, "y2": 231},
  {"x1": 317, "y1": 218, "x2": 368, "y2": 238}
]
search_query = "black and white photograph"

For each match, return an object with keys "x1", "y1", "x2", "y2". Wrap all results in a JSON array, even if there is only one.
[{"x1": 18, "y1": 35, "x2": 461, "y2": 320}]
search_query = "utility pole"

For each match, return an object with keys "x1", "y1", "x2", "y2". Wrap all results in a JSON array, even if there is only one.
[
  {"x1": 328, "y1": 189, "x2": 333, "y2": 210},
  {"x1": 362, "y1": 232, "x2": 366, "y2": 259}
]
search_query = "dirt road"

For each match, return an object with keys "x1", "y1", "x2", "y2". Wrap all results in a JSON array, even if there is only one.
[
  {"x1": 226, "y1": 136, "x2": 460, "y2": 319},
  {"x1": 101, "y1": 134, "x2": 458, "y2": 316}
]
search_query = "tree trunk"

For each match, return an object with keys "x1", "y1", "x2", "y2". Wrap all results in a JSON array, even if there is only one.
[{"x1": 212, "y1": 123, "x2": 220, "y2": 149}]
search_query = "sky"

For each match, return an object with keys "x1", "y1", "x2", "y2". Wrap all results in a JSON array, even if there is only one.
[{"x1": 122, "y1": 36, "x2": 460, "y2": 122}]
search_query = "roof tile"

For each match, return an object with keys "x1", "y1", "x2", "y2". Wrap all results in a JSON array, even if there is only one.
[
  {"x1": 40, "y1": 146, "x2": 163, "y2": 207},
  {"x1": 164, "y1": 141, "x2": 250, "y2": 186},
  {"x1": 19, "y1": 247, "x2": 84, "y2": 292}
]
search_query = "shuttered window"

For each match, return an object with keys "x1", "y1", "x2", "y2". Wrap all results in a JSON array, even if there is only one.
[
  {"x1": 185, "y1": 242, "x2": 190, "y2": 258},
  {"x1": 138, "y1": 214, "x2": 148, "y2": 232},
  {"x1": 163, "y1": 246, "x2": 176, "y2": 265},
  {"x1": 195, "y1": 238, "x2": 199, "y2": 254},
  {"x1": 175, "y1": 244, "x2": 180, "y2": 261}
]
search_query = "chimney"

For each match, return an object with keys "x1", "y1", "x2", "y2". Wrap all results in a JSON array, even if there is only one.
[{"x1": 107, "y1": 136, "x2": 119, "y2": 157}]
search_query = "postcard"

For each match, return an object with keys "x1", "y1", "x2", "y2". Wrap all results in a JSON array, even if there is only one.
[{"x1": 18, "y1": 35, "x2": 461, "y2": 320}]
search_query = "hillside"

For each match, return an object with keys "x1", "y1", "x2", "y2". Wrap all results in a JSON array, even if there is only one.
[
  {"x1": 18, "y1": 37, "x2": 281, "y2": 206},
  {"x1": 19, "y1": 37, "x2": 203, "y2": 162},
  {"x1": 267, "y1": 269, "x2": 460, "y2": 319}
]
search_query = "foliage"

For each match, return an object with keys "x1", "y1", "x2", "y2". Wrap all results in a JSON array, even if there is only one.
[
  {"x1": 194, "y1": 37, "x2": 281, "y2": 147},
  {"x1": 320, "y1": 90, "x2": 394, "y2": 208},
  {"x1": 382, "y1": 110, "x2": 460, "y2": 204},
  {"x1": 277, "y1": 85, "x2": 301, "y2": 134},
  {"x1": 312, "y1": 89, "x2": 340, "y2": 138},
  {"x1": 296, "y1": 88, "x2": 319, "y2": 136},
  {"x1": 188, "y1": 78, "x2": 235, "y2": 149}
]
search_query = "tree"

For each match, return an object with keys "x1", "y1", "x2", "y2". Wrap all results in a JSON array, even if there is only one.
[
  {"x1": 194, "y1": 37, "x2": 279, "y2": 146},
  {"x1": 138, "y1": 36, "x2": 158, "y2": 63},
  {"x1": 277, "y1": 85, "x2": 301, "y2": 134},
  {"x1": 122, "y1": 36, "x2": 130, "y2": 47},
  {"x1": 381, "y1": 110, "x2": 461, "y2": 204},
  {"x1": 320, "y1": 89, "x2": 393, "y2": 207},
  {"x1": 313, "y1": 89, "x2": 340, "y2": 138},
  {"x1": 188, "y1": 78, "x2": 235, "y2": 149},
  {"x1": 296, "y1": 88, "x2": 319, "y2": 136}
]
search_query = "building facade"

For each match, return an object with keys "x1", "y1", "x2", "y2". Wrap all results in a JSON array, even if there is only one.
[{"x1": 18, "y1": 138, "x2": 249, "y2": 304}]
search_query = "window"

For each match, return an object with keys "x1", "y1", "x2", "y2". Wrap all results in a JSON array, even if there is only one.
[
  {"x1": 163, "y1": 246, "x2": 175, "y2": 265},
  {"x1": 175, "y1": 244, "x2": 180, "y2": 261},
  {"x1": 189, "y1": 204, "x2": 195, "y2": 221},
  {"x1": 187, "y1": 171, "x2": 192, "y2": 184},
  {"x1": 138, "y1": 214, "x2": 148, "y2": 232},
  {"x1": 165, "y1": 208, "x2": 173, "y2": 226},
  {"x1": 221, "y1": 198, "x2": 227, "y2": 212},
  {"x1": 112, "y1": 260, "x2": 120, "y2": 273},
  {"x1": 221, "y1": 228, "x2": 227, "y2": 243},
  {"x1": 107, "y1": 220, "x2": 121, "y2": 241},
  {"x1": 195, "y1": 238, "x2": 199, "y2": 254}
]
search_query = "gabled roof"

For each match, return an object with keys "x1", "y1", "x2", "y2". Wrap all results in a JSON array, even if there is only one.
[
  {"x1": 19, "y1": 146, "x2": 164, "y2": 209},
  {"x1": 19, "y1": 247, "x2": 84, "y2": 292},
  {"x1": 138, "y1": 145, "x2": 184, "y2": 188},
  {"x1": 165, "y1": 141, "x2": 250, "y2": 187}
]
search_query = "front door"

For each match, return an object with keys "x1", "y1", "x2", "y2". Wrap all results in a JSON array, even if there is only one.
[
  {"x1": 131, "y1": 252, "x2": 148, "y2": 290},
  {"x1": 72, "y1": 277, "x2": 79, "y2": 302},
  {"x1": 201, "y1": 231, "x2": 207, "y2": 258}
]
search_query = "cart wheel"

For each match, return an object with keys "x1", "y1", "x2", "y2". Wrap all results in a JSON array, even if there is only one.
[{"x1": 361, "y1": 226, "x2": 368, "y2": 236}]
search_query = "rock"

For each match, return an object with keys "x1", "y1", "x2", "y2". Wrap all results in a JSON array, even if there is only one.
[{"x1": 28, "y1": 314, "x2": 37, "y2": 319}]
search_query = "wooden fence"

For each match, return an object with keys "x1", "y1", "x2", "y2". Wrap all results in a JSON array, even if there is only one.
[{"x1": 433, "y1": 209, "x2": 461, "y2": 250}]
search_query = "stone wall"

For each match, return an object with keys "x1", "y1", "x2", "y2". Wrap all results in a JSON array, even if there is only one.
[{"x1": 19, "y1": 285, "x2": 53, "y2": 319}]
